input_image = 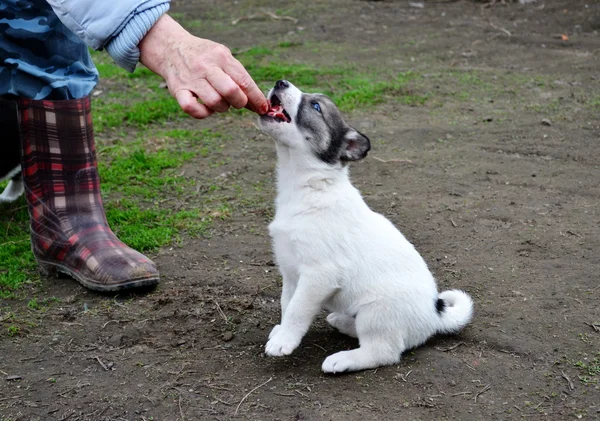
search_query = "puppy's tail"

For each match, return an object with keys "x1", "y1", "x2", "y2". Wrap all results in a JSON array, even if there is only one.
[{"x1": 436, "y1": 289, "x2": 474, "y2": 334}]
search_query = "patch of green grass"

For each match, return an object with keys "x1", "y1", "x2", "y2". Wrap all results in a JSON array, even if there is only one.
[
  {"x1": 455, "y1": 72, "x2": 489, "y2": 88},
  {"x1": 509, "y1": 73, "x2": 549, "y2": 88},
  {"x1": 587, "y1": 95, "x2": 600, "y2": 109},
  {"x1": 573, "y1": 354, "x2": 600, "y2": 384},
  {"x1": 89, "y1": 50, "x2": 181, "y2": 132},
  {"x1": 25, "y1": 296, "x2": 58, "y2": 311},
  {"x1": 0, "y1": 201, "x2": 37, "y2": 293},
  {"x1": 27, "y1": 298, "x2": 39, "y2": 310},
  {"x1": 168, "y1": 12, "x2": 188, "y2": 21},
  {"x1": 525, "y1": 97, "x2": 561, "y2": 113},
  {"x1": 94, "y1": 93, "x2": 183, "y2": 132},
  {"x1": 98, "y1": 128, "x2": 224, "y2": 198},
  {"x1": 557, "y1": 353, "x2": 600, "y2": 386},
  {"x1": 106, "y1": 199, "x2": 211, "y2": 251},
  {"x1": 7, "y1": 325, "x2": 20, "y2": 336},
  {"x1": 245, "y1": 61, "x2": 345, "y2": 91},
  {"x1": 94, "y1": 61, "x2": 126, "y2": 79},
  {"x1": 92, "y1": 51, "x2": 158, "y2": 82},
  {"x1": 277, "y1": 41, "x2": 303, "y2": 49},
  {"x1": 100, "y1": 148, "x2": 194, "y2": 198},
  {"x1": 334, "y1": 73, "x2": 427, "y2": 110}
]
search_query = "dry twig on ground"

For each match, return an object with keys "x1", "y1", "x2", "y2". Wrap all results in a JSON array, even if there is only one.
[{"x1": 234, "y1": 377, "x2": 273, "y2": 416}]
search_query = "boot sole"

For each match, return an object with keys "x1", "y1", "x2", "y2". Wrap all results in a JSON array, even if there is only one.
[{"x1": 37, "y1": 260, "x2": 160, "y2": 292}]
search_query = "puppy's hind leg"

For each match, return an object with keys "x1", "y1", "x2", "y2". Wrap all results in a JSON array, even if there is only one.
[
  {"x1": 322, "y1": 307, "x2": 404, "y2": 373},
  {"x1": 327, "y1": 313, "x2": 357, "y2": 338}
]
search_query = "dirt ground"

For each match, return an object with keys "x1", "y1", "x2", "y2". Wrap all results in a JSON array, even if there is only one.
[{"x1": 1, "y1": 0, "x2": 600, "y2": 420}]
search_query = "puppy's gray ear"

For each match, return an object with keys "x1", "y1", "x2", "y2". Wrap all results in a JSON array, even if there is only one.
[{"x1": 341, "y1": 129, "x2": 371, "y2": 161}]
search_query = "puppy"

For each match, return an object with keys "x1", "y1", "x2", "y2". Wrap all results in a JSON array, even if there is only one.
[
  {"x1": 258, "y1": 80, "x2": 473, "y2": 373},
  {"x1": 0, "y1": 99, "x2": 23, "y2": 203}
]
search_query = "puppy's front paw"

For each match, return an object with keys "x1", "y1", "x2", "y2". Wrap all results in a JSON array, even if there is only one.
[
  {"x1": 322, "y1": 351, "x2": 354, "y2": 374},
  {"x1": 265, "y1": 327, "x2": 301, "y2": 357},
  {"x1": 268, "y1": 324, "x2": 282, "y2": 340}
]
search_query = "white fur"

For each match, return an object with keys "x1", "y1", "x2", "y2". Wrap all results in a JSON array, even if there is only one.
[
  {"x1": 259, "y1": 82, "x2": 473, "y2": 373},
  {"x1": 0, "y1": 166, "x2": 23, "y2": 203}
]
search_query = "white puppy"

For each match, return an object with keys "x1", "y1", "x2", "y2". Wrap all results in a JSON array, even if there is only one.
[{"x1": 258, "y1": 80, "x2": 473, "y2": 373}]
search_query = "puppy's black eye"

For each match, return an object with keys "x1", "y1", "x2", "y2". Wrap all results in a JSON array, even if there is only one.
[{"x1": 311, "y1": 102, "x2": 321, "y2": 113}]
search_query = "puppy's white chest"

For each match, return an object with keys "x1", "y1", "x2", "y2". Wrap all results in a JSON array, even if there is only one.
[
  {"x1": 269, "y1": 213, "x2": 296, "y2": 249},
  {"x1": 269, "y1": 215, "x2": 300, "y2": 270}
]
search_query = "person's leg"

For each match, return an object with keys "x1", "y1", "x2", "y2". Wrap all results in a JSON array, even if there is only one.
[{"x1": 1, "y1": 1, "x2": 159, "y2": 290}]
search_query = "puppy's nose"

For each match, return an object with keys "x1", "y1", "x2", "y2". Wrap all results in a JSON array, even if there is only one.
[{"x1": 275, "y1": 80, "x2": 290, "y2": 90}]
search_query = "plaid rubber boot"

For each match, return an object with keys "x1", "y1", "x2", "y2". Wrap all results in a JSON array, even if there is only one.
[{"x1": 18, "y1": 97, "x2": 160, "y2": 291}]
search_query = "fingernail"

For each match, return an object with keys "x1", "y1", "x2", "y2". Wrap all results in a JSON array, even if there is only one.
[{"x1": 260, "y1": 103, "x2": 269, "y2": 115}]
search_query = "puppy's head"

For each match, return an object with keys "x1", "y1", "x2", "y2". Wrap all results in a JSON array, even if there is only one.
[{"x1": 258, "y1": 80, "x2": 370, "y2": 166}]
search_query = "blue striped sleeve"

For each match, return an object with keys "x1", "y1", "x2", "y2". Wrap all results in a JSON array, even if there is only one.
[{"x1": 105, "y1": 2, "x2": 170, "y2": 73}]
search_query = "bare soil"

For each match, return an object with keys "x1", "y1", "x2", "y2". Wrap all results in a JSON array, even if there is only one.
[{"x1": 1, "y1": 1, "x2": 599, "y2": 420}]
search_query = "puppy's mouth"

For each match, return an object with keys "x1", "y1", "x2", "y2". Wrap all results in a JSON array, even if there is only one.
[{"x1": 265, "y1": 94, "x2": 291, "y2": 123}]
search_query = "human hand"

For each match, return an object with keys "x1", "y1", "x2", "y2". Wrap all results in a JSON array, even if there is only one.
[{"x1": 139, "y1": 14, "x2": 268, "y2": 119}]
